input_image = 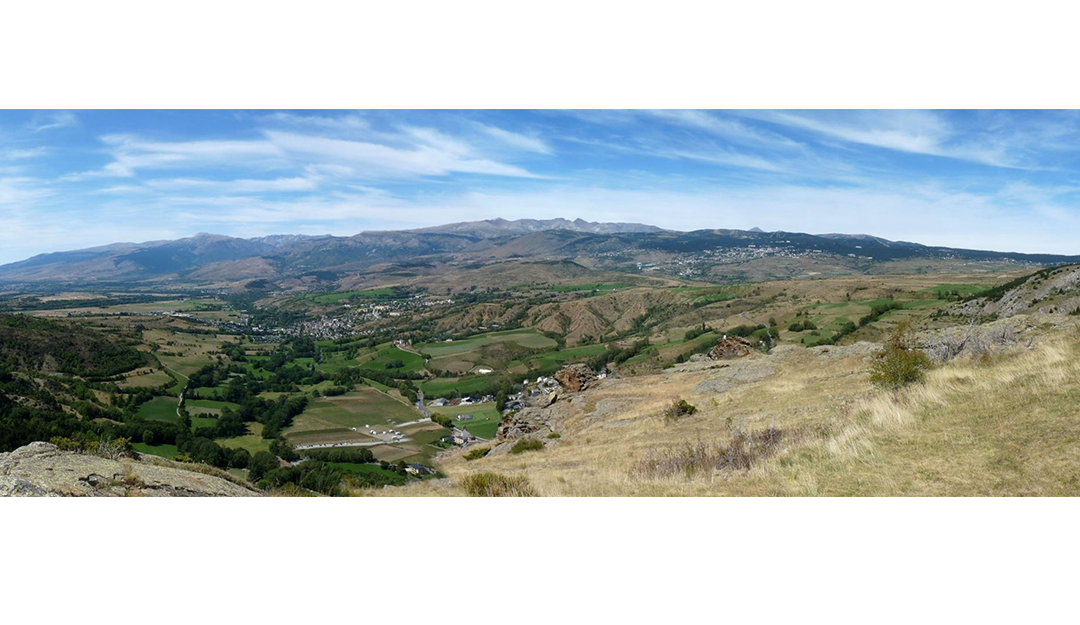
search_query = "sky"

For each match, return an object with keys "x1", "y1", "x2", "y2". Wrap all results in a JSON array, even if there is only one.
[{"x1": 2, "y1": 109, "x2": 1080, "y2": 264}]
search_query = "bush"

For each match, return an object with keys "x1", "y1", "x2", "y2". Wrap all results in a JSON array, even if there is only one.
[
  {"x1": 633, "y1": 427, "x2": 784, "y2": 478},
  {"x1": 464, "y1": 446, "x2": 491, "y2": 461},
  {"x1": 460, "y1": 472, "x2": 537, "y2": 496},
  {"x1": 869, "y1": 323, "x2": 932, "y2": 390},
  {"x1": 546, "y1": 432, "x2": 561, "y2": 439},
  {"x1": 662, "y1": 399, "x2": 697, "y2": 423},
  {"x1": 248, "y1": 451, "x2": 280, "y2": 482},
  {"x1": 509, "y1": 438, "x2": 544, "y2": 454}
]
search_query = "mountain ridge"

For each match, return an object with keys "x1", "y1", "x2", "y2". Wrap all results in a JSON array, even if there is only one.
[{"x1": 2, "y1": 218, "x2": 1078, "y2": 285}]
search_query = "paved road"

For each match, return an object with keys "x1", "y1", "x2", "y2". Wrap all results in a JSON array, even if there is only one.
[{"x1": 294, "y1": 440, "x2": 403, "y2": 451}]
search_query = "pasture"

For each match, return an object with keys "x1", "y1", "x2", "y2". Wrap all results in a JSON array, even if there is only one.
[
  {"x1": 137, "y1": 396, "x2": 180, "y2": 422},
  {"x1": 416, "y1": 328, "x2": 557, "y2": 358},
  {"x1": 144, "y1": 328, "x2": 238, "y2": 378},
  {"x1": 429, "y1": 403, "x2": 502, "y2": 439},
  {"x1": 132, "y1": 443, "x2": 180, "y2": 459},
  {"x1": 359, "y1": 346, "x2": 424, "y2": 374},
  {"x1": 117, "y1": 367, "x2": 174, "y2": 389},
  {"x1": 419, "y1": 375, "x2": 498, "y2": 398},
  {"x1": 549, "y1": 283, "x2": 630, "y2": 292},
  {"x1": 185, "y1": 398, "x2": 241, "y2": 416},
  {"x1": 285, "y1": 388, "x2": 423, "y2": 446},
  {"x1": 309, "y1": 287, "x2": 400, "y2": 304},
  {"x1": 217, "y1": 422, "x2": 272, "y2": 455}
]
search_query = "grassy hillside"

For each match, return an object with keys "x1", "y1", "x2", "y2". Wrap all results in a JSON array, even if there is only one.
[{"x1": 406, "y1": 315, "x2": 1080, "y2": 496}]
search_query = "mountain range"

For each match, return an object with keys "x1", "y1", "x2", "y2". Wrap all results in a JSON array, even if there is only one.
[{"x1": 1, "y1": 217, "x2": 1077, "y2": 286}]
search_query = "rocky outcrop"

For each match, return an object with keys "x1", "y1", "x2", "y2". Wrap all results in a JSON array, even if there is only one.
[
  {"x1": 534, "y1": 391, "x2": 558, "y2": 408},
  {"x1": 0, "y1": 442, "x2": 260, "y2": 497},
  {"x1": 709, "y1": 336, "x2": 753, "y2": 359},
  {"x1": 496, "y1": 407, "x2": 556, "y2": 441},
  {"x1": 554, "y1": 363, "x2": 596, "y2": 392}
]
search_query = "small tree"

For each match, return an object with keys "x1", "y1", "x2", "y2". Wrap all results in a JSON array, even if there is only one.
[
  {"x1": 662, "y1": 399, "x2": 698, "y2": 423},
  {"x1": 870, "y1": 322, "x2": 932, "y2": 389}
]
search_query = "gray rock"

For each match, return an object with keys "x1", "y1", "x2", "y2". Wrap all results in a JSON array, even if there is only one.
[{"x1": 0, "y1": 442, "x2": 260, "y2": 497}]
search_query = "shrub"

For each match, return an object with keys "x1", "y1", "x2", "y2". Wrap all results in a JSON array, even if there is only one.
[
  {"x1": 662, "y1": 399, "x2": 697, "y2": 423},
  {"x1": 546, "y1": 432, "x2": 561, "y2": 439},
  {"x1": 510, "y1": 438, "x2": 544, "y2": 454},
  {"x1": 632, "y1": 427, "x2": 785, "y2": 478},
  {"x1": 464, "y1": 446, "x2": 491, "y2": 461},
  {"x1": 869, "y1": 322, "x2": 932, "y2": 389},
  {"x1": 460, "y1": 472, "x2": 537, "y2": 496}
]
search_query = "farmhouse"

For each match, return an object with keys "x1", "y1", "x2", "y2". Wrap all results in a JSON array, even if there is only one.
[{"x1": 405, "y1": 464, "x2": 435, "y2": 476}]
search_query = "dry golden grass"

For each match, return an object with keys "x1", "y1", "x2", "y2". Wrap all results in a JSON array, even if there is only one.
[{"x1": 396, "y1": 318, "x2": 1080, "y2": 496}]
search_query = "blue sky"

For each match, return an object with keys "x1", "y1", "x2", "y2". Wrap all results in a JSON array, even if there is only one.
[{"x1": 1, "y1": 109, "x2": 1079, "y2": 264}]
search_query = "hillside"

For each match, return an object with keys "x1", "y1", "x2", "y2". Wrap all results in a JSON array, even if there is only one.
[
  {"x1": 956, "y1": 264, "x2": 1080, "y2": 319},
  {"x1": 406, "y1": 312, "x2": 1080, "y2": 496},
  {"x1": 0, "y1": 313, "x2": 150, "y2": 377}
]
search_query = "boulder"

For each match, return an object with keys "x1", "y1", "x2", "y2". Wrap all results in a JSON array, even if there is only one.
[
  {"x1": 554, "y1": 363, "x2": 596, "y2": 392},
  {"x1": 709, "y1": 336, "x2": 753, "y2": 360},
  {"x1": 496, "y1": 407, "x2": 554, "y2": 441},
  {"x1": 533, "y1": 391, "x2": 558, "y2": 408}
]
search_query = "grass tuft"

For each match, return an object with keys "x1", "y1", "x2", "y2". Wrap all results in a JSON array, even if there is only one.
[{"x1": 460, "y1": 472, "x2": 537, "y2": 496}]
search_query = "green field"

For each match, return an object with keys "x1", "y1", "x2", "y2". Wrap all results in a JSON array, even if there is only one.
[
  {"x1": 362, "y1": 377, "x2": 393, "y2": 392},
  {"x1": 918, "y1": 283, "x2": 991, "y2": 297},
  {"x1": 185, "y1": 398, "x2": 240, "y2": 415},
  {"x1": 117, "y1": 368, "x2": 174, "y2": 389},
  {"x1": 419, "y1": 375, "x2": 497, "y2": 398},
  {"x1": 522, "y1": 343, "x2": 607, "y2": 369},
  {"x1": 132, "y1": 442, "x2": 180, "y2": 459},
  {"x1": 416, "y1": 328, "x2": 557, "y2": 358},
  {"x1": 137, "y1": 396, "x2": 180, "y2": 422},
  {"x1": 288, "y1": 388, "x2": 422, "y2": 436},
  {"x1": 148, "y1": 329, "x2": 238, "y2": 378},
  {"x1": 359, "y1": 346, "x2": 425, "y2": 374},
  {"x1": 429, "y1": 403, "x2": 502, "y2": 439},
  {"x1": 190, "y1": 416, "x2": 218, "y2": 430},
  {"x1": 316, "y1": 351, "x2": 362, "y2": 374},
  {"x1": 309, "y1": 288, "x2": 400, "y2": 304},
  {"x1": 217, "y1": 422, "x2": 272, "y2": 455},
  {"x1": 549, "y1": 283, "x2": 629, "y2": 292}
]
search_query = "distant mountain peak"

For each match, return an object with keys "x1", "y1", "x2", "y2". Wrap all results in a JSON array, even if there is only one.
[
  {"x1": 748, "y1": 227, "x2": 765, "y2": 233},
  {"x1": 409, "y1": 217, "x2": 665, "y2": 238}
]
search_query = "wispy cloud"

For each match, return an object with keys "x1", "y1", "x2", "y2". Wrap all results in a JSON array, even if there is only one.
[
  {"x1": 742, "y1": 110, "x2": 1031, "y2": 168},
  {"x1": 28, "y1": 111, "x2": 78, "y2": 132},
  {"x1": 642, "y1": 110, "x2": 802, "y2": 149},
  {"x1": 0, "y1": 176, "x2": 52, "y2": 206},
  {"x1": 475, "y1": 123, "x2": 553, "y2": 154},
  {"x1": 263, "y1": 129, "x2": 542, "y2": 178},
  {"x1": 82, "y1": 135, "x2": 284, "y2": 177},
  {"x1": 259, "y1": 111, "x2": 369, "y2": 131},
  {"x1": 0, "y1": 146, "x2": 50, "y2": 160},
  {"x1": 145, "y1": 176, "x2": 320, "y2": 193}
]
